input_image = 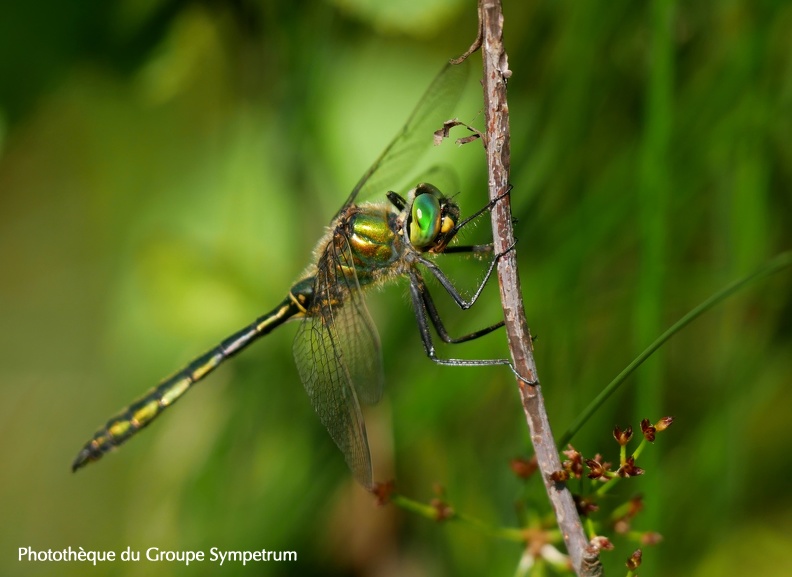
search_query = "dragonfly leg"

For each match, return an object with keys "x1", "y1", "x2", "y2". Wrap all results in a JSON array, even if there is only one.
[
  {"x1": 412, "y1": 270, "x2": 504, "y2": 344},
  {"x1": 452, "y1": 185, "x2": 512, "y2": 232},
  {"x1": 442, "y1": 243, "x2": 493, "y2": 256},
  {"x1": 408, "y1": 270, "x2": 531, "y2": 384},
  {"x1": 415, "y1": 240, "x2": 516, "y2": 310}
]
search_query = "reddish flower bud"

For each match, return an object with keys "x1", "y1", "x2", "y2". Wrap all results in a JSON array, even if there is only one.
[
  {"x1": 640, "y1": 418, "x2": 656, "y2": 442},
  {"x1": 585, "y1": 458, "x2": 606, "y2": 480},
  {"x1": 618, "y1": 456, "x2": 644, "y2": 478},
  {"x1": 614, "y1": 425, "x2": 633, "y2": 446},
  {"x1": 589, "y1": 536, "x2": 614, "y2": 552},
  {"x1": 614, "y1": 518, "x2": 631, "y2": 534},
  {"x1": 562, "y1": 446, "x2": 584, "y2": 478},
  {"x1": 627, "y1": 495, "x2": 644, "y2": 518},
  {"x1": 656, "y1": 416, "x2": 675, "y2": 431},
  {"x1": 562, "y1": 445, "x2": 583, "y2": 479},
  {"x1": 596, "y1": 454, "x2": 612, "y2": 472},
  {"x1": 371, "y1": 480, "x2": 395, "y2": 506},
  {"x1": 641, "y1": 532, "x2": 663, "y2": 546},
  {"x1": 574, "y1": 495, "x2": 599, "y2": 516},
  {"x1": 430, "y1": 498, "x2": 454, "y2": 522},
  {"x1": 510, "y1": 457, "x2": 538, "y2": 479},
  {"x1": 626, "y1": 549, "x2": 642, "y2": 570}
]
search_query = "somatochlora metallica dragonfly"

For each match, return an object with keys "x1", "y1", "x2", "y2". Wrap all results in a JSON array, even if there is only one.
[{"x1": 72, "y1": 60, "x2": 521, "y2": 488}]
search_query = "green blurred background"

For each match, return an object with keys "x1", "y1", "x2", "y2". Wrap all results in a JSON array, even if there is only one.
[{"x1": 1, "y1": 1, "x2": 791, "y2": 576}]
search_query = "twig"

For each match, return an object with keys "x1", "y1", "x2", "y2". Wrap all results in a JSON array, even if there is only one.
[{"x1": 476, "y1": 1, "x2": 603, "y2": 575}]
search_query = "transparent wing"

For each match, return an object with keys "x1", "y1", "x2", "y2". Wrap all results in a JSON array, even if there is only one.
[
  {"x1": 323, "y1": 234, "x2": 384, "y2": 405},
  {"x1": 334, "y1": 59, "x2": 471, "y2": 218},
  {"x1": 413, "y1": 164, "x2": 461, "y2": 196},
  {"x1": 293, "y1": 233, "x2": 383, "y2": 488}
]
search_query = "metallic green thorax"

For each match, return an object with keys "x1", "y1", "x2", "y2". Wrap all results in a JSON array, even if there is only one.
[{"x1": 333, "y1": 203, "x2": 403, "y2": 286}]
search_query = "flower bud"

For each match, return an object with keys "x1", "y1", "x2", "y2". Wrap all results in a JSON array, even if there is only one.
[
  {"x1": 641, "y1": 532, "x2": 663, "y2": 546},
  {"x1": 627, "y1": 495, "x2": 644, "y2": 518},
  {"x1": 656, "y1": 416, "x2": 675, "y2": 431},
  {"x1": 371, "y1": 481, "x2": 394, "y2": 506},
  {"x1": 585, "y1": 458, "x2": 606, "y2": 480},
  {"x1": 562, "y1": 446, "x2": 583, "y2": 478},
  {"x1": 431, "y1": 498, "x2": 454, "y2": 521},
  {"x1": 626, "y1": 549, "x2": 642, "y2": 570},
  {"x1": 614, "y1": 425, "x2": 633, "y2": 446},
  {"x1": 510, "y1": 457, "x2": 538, "y2": 479},
  {"x1": 618, "y1": 456, "x2": 644, "y2": 478},
  {"x1": 574, "y1": 496, "x2": 599, "y2": 516},
  {"x1": 640, "y1": 418, "x2": 656, "y2": 442},
  {"x1": 589, "y1": 536, "x2": 614, "y2": 552}
]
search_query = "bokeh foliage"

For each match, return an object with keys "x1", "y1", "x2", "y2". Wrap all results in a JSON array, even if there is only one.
[{"x1": 1, "y1": 1, "x2": 790, "y2": 576}]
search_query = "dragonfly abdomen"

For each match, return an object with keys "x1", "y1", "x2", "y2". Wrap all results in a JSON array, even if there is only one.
[{"x1": 72, "y1": 294, "x2": 304, "y2": 472}]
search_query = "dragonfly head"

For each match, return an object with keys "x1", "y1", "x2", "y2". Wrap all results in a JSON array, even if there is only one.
[{"x1": 405, "y1": 183, "x2": 460, "y2": 252}]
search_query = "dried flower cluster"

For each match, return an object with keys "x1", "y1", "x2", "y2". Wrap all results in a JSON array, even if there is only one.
[{"x1": 533, "y1": 416, "x2": 675, "y2": 573}]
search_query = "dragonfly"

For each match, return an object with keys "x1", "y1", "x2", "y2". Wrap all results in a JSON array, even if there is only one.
[{"x1": 72, "y1": 59, "x2": 521, "y2": 489}]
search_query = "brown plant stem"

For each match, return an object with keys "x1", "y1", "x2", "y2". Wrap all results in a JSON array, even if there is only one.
[{"x1": 476, "y1": 1, "x2": 602, "y2": 575}]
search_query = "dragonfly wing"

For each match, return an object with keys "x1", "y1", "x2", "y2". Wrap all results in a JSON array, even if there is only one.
[
  {"x1": 293, "y1": 234, "x2": 384, "y2": 488},
  {"x1": 340, "y1": 246, "x2": 384, "y2": 405},
  {"x1": 335, "y1": 59, "x2": 471, "y2": 217},
  {"x1": 413, "y1": 164, "x2": 461, "y2": 197}
]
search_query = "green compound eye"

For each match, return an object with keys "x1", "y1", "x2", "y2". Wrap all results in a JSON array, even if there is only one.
[{"x1": 409, "y1": 192, "x2": 441, "y2": 247}]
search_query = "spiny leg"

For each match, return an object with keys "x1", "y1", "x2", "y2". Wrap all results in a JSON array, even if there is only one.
[
  {"x1": 415, "y1": 240, "x2": 516, "y2": 310},
  {"x1": 442, "y1": 243, "x2": 493, "y2": 256},
  {"x1": 408, "y1": 269, "x2": 525, "y2": 381},
  {"x1": 418, "y1": 185, "x2": 516, "y2": 308},
  {"x1": 413, "y1": 270, "x2": 504, "y2": 344},
  {"x1": 451, "y1": 185, "x2": 513, "y2": 232}
]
